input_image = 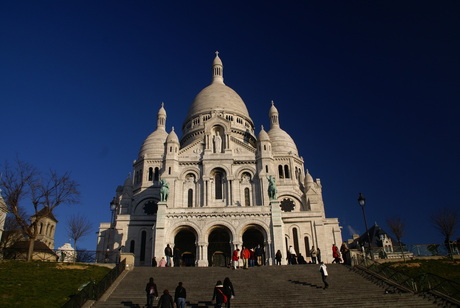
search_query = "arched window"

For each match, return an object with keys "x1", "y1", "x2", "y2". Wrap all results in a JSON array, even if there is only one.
[
  {"x1": 304, "y1": 237, "x2": 310, "y2": 257},
  {"x1": 130, "y1": 240, "x2": 135, "y2": 253},
  {"x1": 293, "y1": 228, "x2": 299, "y2": 255},
  {"x1": 244, "y1": 188, "x2": 250, "y2": 206},
  {"x1": 168, "y1": 167, "x2": 171, "y2": 175},
  {"x1": 188, "y1": 189, "x2": 193, "y2": 207},
  {"x1": 140, "y1": 231, "x2": 146, "y2": 262},
  {"x1": 39, "y1": 223, "x2": 43, "y2": 234},
  {"x1": 148, "y1": 168, "x2": 153, "y2": 181},
  {"x1": 50, "y1": 225, "x2": 54, "y2": 237},
  {"x1": 154, "y1": 167, "x2": 160, "y2": 182},
  {"x1": 284, "y1": 165, "x2": 290, "y2": 179},
  {"x1": 215, "y1": 172, "x2": 223, "y2": 199},
  {"x1": 265, "y1": 165, "x2": 268, "y2": 173},
  {"x1": 278, "y1": 165, "x2": 284, "y2": 178}
]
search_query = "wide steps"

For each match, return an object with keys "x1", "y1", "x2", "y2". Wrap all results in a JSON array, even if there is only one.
[{"x1": 92, "y1": 264, "x2": 438, "y2": 307}]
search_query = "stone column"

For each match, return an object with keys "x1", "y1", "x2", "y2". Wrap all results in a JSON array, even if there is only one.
[
  {"x1": 270, "y1": 200, "x2": 286, "y2": 265},
  {"x1": 154, "y1": 202, "x2": 167, "y2": 261},
  {"x1": 197, "y1": 242, "x2": 209, "y2": 267}
]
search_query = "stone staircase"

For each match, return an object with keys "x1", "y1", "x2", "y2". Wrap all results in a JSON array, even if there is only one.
[{"x1": 92, "y1": 264, "x2": 439, "y2": 308}]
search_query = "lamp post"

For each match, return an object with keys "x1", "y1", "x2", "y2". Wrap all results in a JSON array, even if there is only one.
[
  {"x1": 106, "y1": 197, "x2": 118, "y2": 262},
  {"x1": 357, "y1": 193, "x2": 372, "y2": 259}
]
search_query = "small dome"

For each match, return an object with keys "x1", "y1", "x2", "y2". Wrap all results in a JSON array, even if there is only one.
[
  {"x1": 305, "y1": 169, "x2": 314, "y2": 183},
  {"x1": 268, "y1": 127, "x2": 298, "y2": 155},
  {"x1": 269, "y1": 101, "x2": 279, "y2": 116},
  {"x1": 167, "y1": 127, "x2": 179, "y2": 143},
  {"x1": 258, "y1": 125, "x2": 270, "y2": 142},
  {"x1": 138, "y1": 129, "x2": 168, "y2": 158},
  {"x1": 158, "y1": 103, "x2": 166, "y2": 116}
]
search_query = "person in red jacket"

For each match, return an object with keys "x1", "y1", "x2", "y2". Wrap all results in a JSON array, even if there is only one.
[
  {"x1": 232, "y1": 249, "x2": 239, "y2": 269},
  {"x1": 240, "y1": 246, "x2": 250, "y2": 269}
]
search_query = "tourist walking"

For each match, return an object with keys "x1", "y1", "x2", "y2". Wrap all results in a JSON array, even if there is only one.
[
  {"x1": 164, "y1": 244, "x2": 173, "y2": 267},
  {"x1": 310, "y1": 246, "x2": 317, "y2": 264},
  {"x1": 240, "y1": 246, "x2": 250, "y2": 269},
  {"x1": 174, "y1": 282, "x2": 187, "y2": 308},
  {"x1": 157, "y1": 289, "x2": 174, "y2": 308},
  {"x1": 232, "y1": 249, "x2": 239, "y2": 269},
  {"x1": 223, "y1": 277, "x2": 235, "y2": 308},
  {"x1": 255, "y1": 244, "x2": 264, "y2": 266},
  {"x1": 332, "y1": 244, "x2": 341, "y2": 263},
  {"x1": 275, "y1": 249, "x2": 282, "y2": 265},
  {"x1": 145, "y1": 277, "x2": 158, "y2": 308},
  {"x1": 340, "y1": 242, "x2": 349, "y2": 264},
  {"x1": 319, "y1": 262, "x2": 329, "y2": 289},
  {"x1": 212, "y1": 280, "x2": 226, "y2": 308}
]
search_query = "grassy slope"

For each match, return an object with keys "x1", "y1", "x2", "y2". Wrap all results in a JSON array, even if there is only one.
[
  {"x1": 387, "y1": 259, "x2": 460, "y2": 284},
  {"x1": 0, "y1": 260, "x2": 110, "y2": 308}
]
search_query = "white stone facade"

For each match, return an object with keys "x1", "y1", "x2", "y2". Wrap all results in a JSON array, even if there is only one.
[{"x1": 97, "y1": 53, "x2": 342, "y2": 266}]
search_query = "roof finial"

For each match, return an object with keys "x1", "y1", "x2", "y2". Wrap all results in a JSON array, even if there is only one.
[
  {"x1": 215, "y1": 51, "x2": 219, "y2": 57},
  {"x1": 261, "y1": 125, "x2": 264, "y2": 131},
  {"x1": 172, "y1": 126, "x2": 175, "y2": 131},
  {"x1": 271, "y1": 100, "x2": 274, "y2": 106},
  {"x1": 161, "y1": 102, "x2": 164, "y2": 108}
]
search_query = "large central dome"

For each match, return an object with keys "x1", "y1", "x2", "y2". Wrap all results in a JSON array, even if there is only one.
[{"x1": 185, "y1": 52, "x2": 251, "y2": 122}]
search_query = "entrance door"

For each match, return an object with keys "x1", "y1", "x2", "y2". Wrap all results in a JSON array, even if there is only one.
[
  {"x1": 208, "y1": 227, "x2": 231, "y2": 267},
  {"x1": 174, "y1": 229, "x2": 196, "y2": 267}
]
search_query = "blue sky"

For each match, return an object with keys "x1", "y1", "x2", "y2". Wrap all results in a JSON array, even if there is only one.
[{"x1": 1, "y1": 1, "x2": 459, "y2": 250}]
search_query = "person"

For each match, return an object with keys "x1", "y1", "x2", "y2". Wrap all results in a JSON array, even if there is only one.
[
  {"x1": 332, "y1": 244, "x2": 341, "y2": 263},
  {"x1": 297, "y1": 253, "x2": 306, "y2": 264},
  {"x1": 232, "y1": 249, "x2": 239, "y2": 269},
  {"x1": 173, "y1": 247, "x2": 181, "y2": 267},
  {"x1": 249, "y1": 248, "x2": 256, "y2": 267},
  {"x1": 310, "y1": 246, "x2": 317, "y2": 264},
  {"x1": 165, "y1": 244, "x2": 173, "y2": 267},
  {"x1": 275, "y1": 250, "x2": 282, "y2": 265},
  {"x1": 317, "y1": 248, "x2": 322, "y2": 264},
  {"x1": 159, "y1": 257, "x2": 167, "y2": 267},
  {"x1": 240, "y1": 246, "x2": 250, "y2": 269},
  {"x1": 223, "y1": 277, "x2": 235, "y2": 308},
  {"x1": 289, "y1": 245, "x2": 297, "y2": 265},
  {"x1": 174, "y1": 281, "x2": 187, "y2": 308},
  {"x1": 152, "y1": 257, "x2": 157, "y2": 267},
  {"x1": 145, "y1": 277, "x2": 158, "y2": 308},
  {"x1": 319, "y1": 262, "x2": 329, "y2": 289},
  {"x1": 157, "y1": 289, "x2": 174, "y2": 308},
  {"x1": 340, "y1": 242, "x2": 349, "y2": 264},
  {"x1": 212, "y1": 280, "x2": 226, "y2": 308},
  {"x1": 255, "y1": 244, "x2": 264, "y2": 266}
]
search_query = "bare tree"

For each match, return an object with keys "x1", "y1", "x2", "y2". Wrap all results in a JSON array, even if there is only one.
[
  {"x1": 386, "y1": 216, "x2": 406, "y2": 261},
  {"x1": 0, "y1": 159, "x2": 79, "y2": 261},
  {"x1": 431, "y1": 207, "x2": 459, "y2": 255},
  {"x1": 0, "y1": 206, "x2": 27, "y2": 250},
  {"x1": 66, "y1": 213, "x2": 92, "y2": 250}
]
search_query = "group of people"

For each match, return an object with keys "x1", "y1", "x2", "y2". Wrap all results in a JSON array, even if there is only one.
[
  {"x1": 145, "y1": 278, "x2": 187, "y2": 308},
  {"x1": 332, "y1": 242, "x2": 350, "y2": 264},
  {"x1": 145, "y1": 276, "x2": 235, "y2": 308},
  {"x1": 231, "y1": 244, "x2": 264, "y2": 269},
  {"x1": 152, "y1": 244, "x2": 183, "y2": 267},
  {"x1": 286, "y1": 245, "x2": 322, "y2": 265}
]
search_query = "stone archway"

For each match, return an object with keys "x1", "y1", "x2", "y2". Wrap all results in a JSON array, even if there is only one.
[
  {"x1": 174, "y1": 227, "x2": 197, "y2": 267},
  {"x1": 242, "y1": 225, "x2": 266, "y2": 265},
  {"x1": 208, "y1": 226, "x2": 231, "y2": 267}
]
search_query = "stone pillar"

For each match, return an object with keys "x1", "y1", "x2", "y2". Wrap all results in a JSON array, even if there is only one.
[
  {"x1": 270, "y1": 200, "x2": 286, "y2": 265},
  {"x1": 265, "y1": 240, "x2": 273, "y2": 265},
  {"x1": 154, "y1": 202, "x2": 167, "y2": 261},
  {"x1": 197, "y1": 242, "x2": 209, "y2": 267}
]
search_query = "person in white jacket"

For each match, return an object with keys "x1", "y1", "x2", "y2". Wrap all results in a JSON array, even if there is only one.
[{"x1": 319, "y1": 262, "x2": 329, "y2": 289}]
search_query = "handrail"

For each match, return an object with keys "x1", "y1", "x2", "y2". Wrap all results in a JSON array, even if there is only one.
[
  {"x1": 61, "y1": 258, "x2": 126, "y2": 308},
  {"x1": 353, "y1": 254, "x2": 460, "y2": 305}
]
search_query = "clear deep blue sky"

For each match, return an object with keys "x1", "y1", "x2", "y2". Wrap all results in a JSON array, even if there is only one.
[{"x1": 1, "y1": 1, "x2": 459, "y2": 250}]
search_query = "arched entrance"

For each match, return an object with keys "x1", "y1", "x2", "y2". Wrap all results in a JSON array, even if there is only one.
[
  {"x1": 208, "y1": 226, "x2": 231, "y2": 267},
  {"x1": 242, "y1": 225, "x2": 266, "y2": 265},
  {"x1": 174, "y1": 228, "x2": 197, "y2": 267}
]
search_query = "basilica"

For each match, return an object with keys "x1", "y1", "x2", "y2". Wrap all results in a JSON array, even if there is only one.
[{"x1": 96, "y1": 53, "x2": 342, "y2": 266}]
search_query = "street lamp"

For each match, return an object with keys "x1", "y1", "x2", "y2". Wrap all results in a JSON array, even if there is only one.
[
  {"x1": 106, "y1": 197, "x2": 119, "y2": 263},
  {"x1": 358, "y1": 192, "x2": 372, "y2": 259}
]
